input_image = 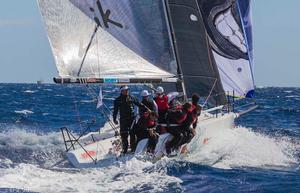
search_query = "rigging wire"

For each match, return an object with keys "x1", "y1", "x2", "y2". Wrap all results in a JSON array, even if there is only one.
[{"x1": 202, "y1": 78, "x2": 218, "y2": 107}]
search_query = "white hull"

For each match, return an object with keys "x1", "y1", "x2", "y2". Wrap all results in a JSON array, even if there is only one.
[{"x1": 66, "y1": 112, "x2": 237, "y2": 168}]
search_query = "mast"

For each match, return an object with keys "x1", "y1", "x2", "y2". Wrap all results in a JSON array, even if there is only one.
[{"x1": 163, "y1": 0, "x2": 187, "y2": 99}]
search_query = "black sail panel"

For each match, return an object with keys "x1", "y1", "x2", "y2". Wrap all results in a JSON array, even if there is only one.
[{"x1": 166, "y1": 0, "x2": 227, "y2": 105}]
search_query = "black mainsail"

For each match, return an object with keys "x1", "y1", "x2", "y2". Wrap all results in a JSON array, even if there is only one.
[{"x1": 165, "y1": 0, "x2": 227, "y2": 104}]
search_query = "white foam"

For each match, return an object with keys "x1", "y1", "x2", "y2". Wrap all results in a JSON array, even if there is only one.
[
  {"x1": 0, "y1": 125, "x2": 298, "y2": 192},
  {"x1": 0, "y1": 129, "x2": 62, "y2": 150},
  {"x1": 187, "y1": 126, "x2": 298, "y2": 169},
  {"x1": 14, "y1": 110, "x2": 34, "y2": 115},
  {"x1": 54, "y1": 94, "x2": 65, "y2": 97},
  {"x1": 0, "y1": 127, "x2": 182, "y2": 192},
  {"x1": 285, "y1": 95, "x2": 299, "y2": 98},
  {"x1": 80, "y1": 99, "x2": 96, "y2": 103},
  {"x1": 23, "y1": 90, "x2": 37, "y2": 94},
  {"x1": 0, "y1": 159, "x2": 182, "y2": 193}
]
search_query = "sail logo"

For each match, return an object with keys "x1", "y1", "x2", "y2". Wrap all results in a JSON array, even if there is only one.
[{"x1": 89, "y1": 0, "x2": 123, "y2": 29}]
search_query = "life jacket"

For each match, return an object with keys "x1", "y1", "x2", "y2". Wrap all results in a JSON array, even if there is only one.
[
  {"x1": 191, "y1": 104, "x2": 196, "y2": 112},
  {"x1": 154, "y1": 95, "x2": 169, "y2": 112},
  {"x1": 147, "y1": 118, "x2": 156, "y2": 128},
  {"x1": 139, "y1": 98, "x2": 156, "y2": 116},
  {"x1": 141, "y1": 112, "x2": 156, "y2": 128},
  {"x1": 166, "y1": 105, "x2": 187, "y2": 125}
]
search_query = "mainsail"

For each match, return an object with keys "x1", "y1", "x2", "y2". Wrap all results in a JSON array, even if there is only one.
[
  {"x1": 165, "y1": 0, "x2": 227, "y2": 104},
  {"x1": 37, "y1": 0, "x2": 177, "y2": 80},
  {"x1": 38, "y1": 0, "x2": 255, "y2": 104}
]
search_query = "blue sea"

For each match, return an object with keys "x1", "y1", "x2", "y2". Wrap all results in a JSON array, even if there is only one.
[{"x1": 0, "y1": 84, "x2": 299, "y2": 193}]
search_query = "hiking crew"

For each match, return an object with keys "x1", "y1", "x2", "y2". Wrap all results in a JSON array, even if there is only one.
[
  {"x1": 139, "y1": 90, "x2": 158, "y2": 117},
  {"x1": 154, "y1": 86, "x2": 169, "y2": 123},
  {"x1": 165, "y1": 102, "x2": 193, "y2": 154},
  {"x1": 179, "y1": 105, "x2": 201, "y2": 146},
  {"x1": 190, "y1": 93, "x2": 202, "y2": 137},
  {"x1": 113, "y1": 85, "x2": 141, "y2": 154},
  {"x1": 132, "y1": 111, "x2": 158, "y2": 153},
  {"x1": 113, "y1": 86, "x2": 201, "y2": 155}
]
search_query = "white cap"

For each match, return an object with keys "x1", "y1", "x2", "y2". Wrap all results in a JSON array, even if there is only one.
[
  {"x1": 156, "y1": 86, "x2": 164, "y2": 94},
  {"x1": 120, "y1": 85, "x2": 129, "y2": 91},
  {"x1": 141, "y1": 90, "x2": 150, "y2": 97}
]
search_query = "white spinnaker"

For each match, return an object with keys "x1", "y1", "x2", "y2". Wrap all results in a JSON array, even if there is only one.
[
  {"x1": 37, "y1": 0, "x2": 176, "y2": 79},
  {"x1": 213, "y1": 8, "x2": 254, "y2": 97}
]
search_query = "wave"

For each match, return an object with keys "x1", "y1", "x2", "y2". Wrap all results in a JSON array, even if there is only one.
[
  {"x1": 285, "y1": 95, "x2": 299, "y2": 98},
  {"x1": 80, "y1": 99, "x2": 96, "y2": 103},
  {"x1": 0, "y1": 124, "x2": 298, "y2": 192},
  {"x1": 104, "y1": 97, "x2": 115, "y2": 101},
  {"x1": 187, "y1": 126, "x2": 299, "y2": 169},
  {"x1": 0, "y1": 124, "x2": 298, "y2": 170},
  {"x1": 14, "y1": 110, "x2": 34, "y2": 115},
  {"x1": 23, "y1": 90, "x2": 37, "y2": 94},
  {"x1": 0, "y1": 159, "x2": 182, "y2": 193},
  {"x1": 0, "y1": 129, "x2": 62, "y2": 149},
  {"x1": 0, "y1": 125, "x2": 182, "y2": 192},
  {"x1": 0, "y1": 129, "x2": 64, "y2": 168}
]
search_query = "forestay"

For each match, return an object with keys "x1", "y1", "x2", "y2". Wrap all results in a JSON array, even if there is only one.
[{"x1": 38, "y1": 0, "x2": 177, "y2": 80}]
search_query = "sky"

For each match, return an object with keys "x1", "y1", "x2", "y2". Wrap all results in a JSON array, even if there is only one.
[{"x1": 0, "y1": 0, "x2": 299, "y2": 87}]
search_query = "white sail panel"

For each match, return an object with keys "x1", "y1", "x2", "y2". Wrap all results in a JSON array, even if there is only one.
[
  {"x1": 38, "y1": 0, "x2": 176, "y2": 79},
  {"x1": 213, "y1": 51, "x2": 253, "y2": 97}
]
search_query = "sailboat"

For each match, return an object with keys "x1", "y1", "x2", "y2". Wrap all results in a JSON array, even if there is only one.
[{"x1": 38, "y1": 0, "x2": 257, "y2": 168}]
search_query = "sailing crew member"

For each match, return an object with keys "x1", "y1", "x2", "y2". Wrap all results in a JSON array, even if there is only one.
[
  {"x1": 139, "y1": 90, "x2": 158, "y2": 117},
  {"x1": 190, "y1": 93, "x2": 202, "y2": 136},
  {"x1": 132, "y1": 111, "x2": 158, "y2": 153},
  {"x1": 113, "y1": 85, "x2": 141, "y2": 154},
  {"x1": 191, "y1": 93, "x2": 201, "y2": 110},
  {"x1": 180, "y1": 105, "x2": 202, "y2": 146},
  {"x1": 154, "y1": 86, "x2": 169, "y2": 123},
  {"x1": 165, "y1": 102, "x2": 193, "y2": 154}
]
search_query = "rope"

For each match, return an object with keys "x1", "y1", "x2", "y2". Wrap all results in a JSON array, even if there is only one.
[{"x1": 202, "y1": 78, "x2": 217, "y2": 107}]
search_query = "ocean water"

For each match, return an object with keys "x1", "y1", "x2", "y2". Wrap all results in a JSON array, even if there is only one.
[{"x1": 0, "y1": 84, "x2": 299, "y2": 193}]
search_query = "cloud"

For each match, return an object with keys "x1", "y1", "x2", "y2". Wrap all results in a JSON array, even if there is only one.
[{"x1": 0, "y1": 19, "x2": 32, "y2": 27}]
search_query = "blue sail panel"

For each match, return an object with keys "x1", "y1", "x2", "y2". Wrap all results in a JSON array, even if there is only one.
[{"x1": 237, "y1": 0, "x2": 253, "y2": 66}]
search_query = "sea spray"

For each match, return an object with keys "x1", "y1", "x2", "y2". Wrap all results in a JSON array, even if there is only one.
[{"x1": 187, "y1": 126, "x2": 298, "y2": 169}]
